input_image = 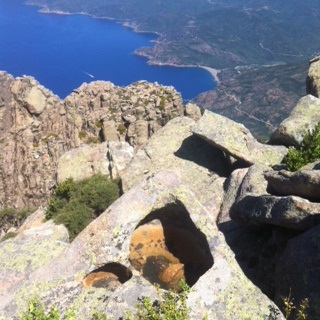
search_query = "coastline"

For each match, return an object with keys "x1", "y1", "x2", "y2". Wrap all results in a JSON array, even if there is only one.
[{"x1": 34, "y1": 5, "x2": 220, "y2": 86}]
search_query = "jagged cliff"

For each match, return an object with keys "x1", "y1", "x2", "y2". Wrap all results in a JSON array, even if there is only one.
[{"x1": 0, "y1": 73, "x2": 186, "y2": 210}]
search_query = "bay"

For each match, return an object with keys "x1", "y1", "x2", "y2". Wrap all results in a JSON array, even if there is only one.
[{"x1": 0, "y1": 0, "x2": 216, "y2": 100}]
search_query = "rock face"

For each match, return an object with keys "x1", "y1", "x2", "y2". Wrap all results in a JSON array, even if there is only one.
[
  {"x1": 306, "y1": 56, "x2": 320, "y2": 98},
  {"x1": 0, "y1": 72, "x2": 184, "y2": 209},
  {"x1": 0, "y1": 171, "x2": 280, "y2": 319},
  {"x1": 270, "y1": 94, "x2": 320, "y2": 147},
  {"x1": 193, "y1": 110, "x2": 288, "y2": 166}
]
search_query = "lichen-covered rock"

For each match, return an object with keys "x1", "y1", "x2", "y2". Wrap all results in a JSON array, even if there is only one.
[
  {"x1": 270, "y1": 94, "x2": 320, "y2": 147},
  {"x1": 57, "y1": 143, "x2": 111, "y2": 183},
  {"x1": 0, "y1": 220, "x2": 69, "y2": 301},
  {"x1": 193, "y1": 110, "x2": 287, "y2": 166},
  {"x1": 0, "y1": 171, "x2": 280, "y2": 319},
  {"x1": 306, "y1": 56, "x2": 320, "y2": 98},
  {"x1": 265, "y1": 169, "x2": 320, "y2": 202},
  {"x1": 121, "y1": 116, "x2": 231, "y2": 217},
  {"x1": 275, "y1": 224, "x2": 320, "y2": 319}
]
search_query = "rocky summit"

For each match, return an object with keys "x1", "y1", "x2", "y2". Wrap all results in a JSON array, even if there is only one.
[{"x1": 1, "y1": 56, "x2": 320, "y2": 319}]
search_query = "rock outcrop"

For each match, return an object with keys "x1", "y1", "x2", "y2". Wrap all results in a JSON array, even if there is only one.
[
  {"x1": 306, "y1": 56, "x2": 320, "y2": 98},
  {"x1": 0, "y1": 72, "x2": 184, "y2": 209},
  {"x1": 0, "y1": 171, "x2": 280, "y2": 319},
  {"x1": 269, "y1": 94, "x2": 320, "y2": 147},
  {"x1": 193, "y1": 110, "x2": 288, "y2": 166}
]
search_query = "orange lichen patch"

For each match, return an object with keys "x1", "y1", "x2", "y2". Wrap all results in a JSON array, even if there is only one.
[
  {"x1": 129, "y1": 219, "x2": 212, "y2": 289},
  {"x1": 83, "y1": 271, "x2": 119, "y2": 289},
  {"x1": 82, "y1": 263, "x2": 132, "y2": 290}
]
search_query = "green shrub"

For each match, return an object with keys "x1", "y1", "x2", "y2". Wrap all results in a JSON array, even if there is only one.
[
  {"x1": 0, "y1": 231, "x2": 17, "y2": 242},
  {"x1": 20, "y1": 298, "x2": 76, "y2": 320},
  {"x1": 117, "y1": 124, "x2": 126, "y2": 135},
  {"x1": 124, "y1": 281, "x2": 203, "y2": 320},
  {"x1": 78, "y1": 131, "x2": 87, "y2": 139},
  {"x1": 46, "y1": 174, "x2": 120, "y2": 240},
  {"x1": 282, "y1": 122, "x2": 320, "y2": 171}
]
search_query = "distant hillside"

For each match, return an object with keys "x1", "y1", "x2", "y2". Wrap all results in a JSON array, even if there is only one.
[
  {"x1": 193, "y1": 61, "x2": 309, "y2": 139},
  {"x1": 26, "y1": 0, "x2": 320, "y2": 68}
]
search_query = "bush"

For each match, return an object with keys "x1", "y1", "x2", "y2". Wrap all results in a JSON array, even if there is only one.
[
  {"x1": 46, "y1": 174, "x2": 120, "y2": 240},
  {"x1": 0, "y1": 231, "x2": 17, "y2": 242},
  {"x1": 282, "y1": 122, "x2": 320, "y2": 171}
]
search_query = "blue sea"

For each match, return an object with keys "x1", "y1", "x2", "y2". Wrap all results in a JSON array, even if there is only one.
[{"x1": 0, "y1": 0, "x2": 216, "y2": 100}]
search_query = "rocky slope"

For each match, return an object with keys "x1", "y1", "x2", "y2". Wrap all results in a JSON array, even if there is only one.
[
  {"x1": 1, "y1": 57, "x2": 320, "y2": 319},
  {"x1": 0, "y1": 73, "x2": 185, "y2": 210}
]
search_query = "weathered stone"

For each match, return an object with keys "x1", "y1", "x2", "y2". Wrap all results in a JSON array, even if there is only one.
[
  {"x1": 306, "y1": 56, "x2": 320, "y2": 98},
  {"x1": 107, "y1": 141, "x2": 134, "y2": 180},
  {"x1": 265, "y1": 169, "x2": 320, "y2": 201},
  {"x1": 0, "y1": 171, "x2": 280, "y2": 319},
  {"x1": 193, "y1": 110, "x2": 287, "y2": 166},
  {"x1": 275, "y1": 224, "x2": 320, "y2": 319},
  {"x1": 57, "y1": 143, "x2": 110, "y2": 183},
  {"x1": 121, "y1": 116, "x2": 231, "y2": 216},
  {"x1": 102, "y1": 120, "x2": 119, "y2": 141},
  {"x1": 270, "y1": 95, "x2": 320, "y2": 147}
]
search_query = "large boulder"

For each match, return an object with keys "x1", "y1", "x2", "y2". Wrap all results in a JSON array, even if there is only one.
[
  {"x1": 121, "y1": 116, "x2": 230, "y2": 218},
  {"x1": 0, "y1": 171, "x2": 281, "y2": 319},
  {"x1": 306, "y1": 56, "x2": 320, "y2": 98},
  {"x1": 265, "y1": 169, "x2": 320, "y2": 202},
  {"x1": 270, "y1": 94, "x2": 320, "y2": 147},
  {"x1": 193, "y1": 110, "x2": 287, "y2": 166}
]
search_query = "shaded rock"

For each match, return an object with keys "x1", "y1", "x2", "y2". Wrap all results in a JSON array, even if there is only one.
[
  {"x1": 306, "y1": 56, "x2": 320, "y2": 98},
  {"x1": 193, "y1": 110, "x2": 287, "y2": 166},
  {"x1": 121, "y1": 116, "x2": 231, "y2": 217},
  {"x1": 265, "y1": 169, "x2": 320, "y2": 202},
  {"x1": 275, "y1": 224, "x2": 320, "y2": 319},
  {"x1": 270, "y1": 95, "x2": 320, "y2": 147},
  {"x1": 231, "y1": 194, "x2": 320, "y2": 231},
  {"x1": 218, "y1": 168, "x2": 249, "y2": 224},
  {"x1": 0, "y1": 170, "x2": 280, "y2": 319},
  {"x1": 0, "y1": 220, "x2": 69, "y2": 298}
]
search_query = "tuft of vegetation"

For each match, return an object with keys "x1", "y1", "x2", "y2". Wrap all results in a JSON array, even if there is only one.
[
  {"x1": 78, "y1": 131, "x2": 87, "y2": 139},
  {"x1": 282, "y1": 293, "x2": 309, "y2": 320},
  {"x1": 124, "y1": 281, "x2": 206, "y2": 320},
  {"x1": 86, "y1": 136, "x2": 101, "y2": 144},
  {"x1": 282, "y1": 122, "x2": 320, "y2": 171},
  {"x1": 46, "y1": 174, "x2": 120, "y2": 240},
  {"x1": 0, "y1": 231, "x2": 17, "y2": 242},
  {"x1": 117, "y1": 123, "x2": 126, "y2": 135}
]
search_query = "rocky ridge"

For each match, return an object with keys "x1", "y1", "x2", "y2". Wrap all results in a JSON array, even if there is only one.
[
  {"x1": 0, "y1": 72, "x2": 186, "y2": 210},
  {"x1": 1, "y1": 57, "x2": 320, "y2": 319}
]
